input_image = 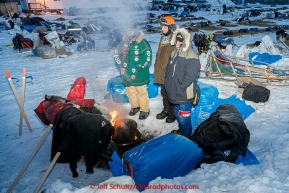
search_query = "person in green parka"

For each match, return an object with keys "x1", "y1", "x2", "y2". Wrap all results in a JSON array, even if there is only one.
[{"x1": 114, "y1": 24, "x2": 152, "y2": 120}]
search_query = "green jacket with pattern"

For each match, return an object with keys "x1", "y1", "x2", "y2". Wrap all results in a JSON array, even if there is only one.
[{"x1": 114, "y1": 31, "x2": 152, "y2": 87}]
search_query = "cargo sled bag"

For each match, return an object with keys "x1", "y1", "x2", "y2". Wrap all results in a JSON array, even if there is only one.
[
  {"x1": 12, "y1": 33, "x2": 33, "y2": 50},
  {"x1": 109, "y1": 133, "x2": 203, "y2": 191},
  {"x1": 242, "y1": 84, "x2": 270, "y2": 103},
  {"x1": 66, "y1": 77, "x2": 86, "y2": 101}
]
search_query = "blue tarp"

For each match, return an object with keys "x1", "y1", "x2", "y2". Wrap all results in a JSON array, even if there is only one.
[
  {"x1": 23, "y1": 25, "x2": 38, "y2": 33},
  {"x1": 106, "y1": 74, "x2": 159, "y2": 103},
  {"x1": 37, "y1": 21, "x2": 62, "y2": 31},
  {"x1": 248, "y1": 52, "x2": 282, "y2": 65},
  {"x1": 179, "y1": 11, "x2": 189, "y2": 17},
  {"x1": 213, "y1": 36, "x2": 234, "y2": 47},
  {"x1": 109, "y1": 133, "x2": 203, "y2": 191},
  {"x1": 169, "y1": 9, "x2": 178, "y2": 12},
  {"x1": 23, "y1": 21, "x2": 62, "y2": 32}
]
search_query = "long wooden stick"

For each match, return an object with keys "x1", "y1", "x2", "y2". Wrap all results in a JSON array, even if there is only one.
[
  {"x1": 5, "y1": 70, "x2": 33, "y2": 133},
  {"x1": 19, "y1": 68, "x2": 26, "y2": 136},
  {"x1": 34, "y1": 152, "x2": 61, "y2": 193},
  {"x1": 212, "y1": 55, "x2": 223, "y2": 78},
  {"x1": 7, "y1": 124, "x2": 53, "y2": 193}
]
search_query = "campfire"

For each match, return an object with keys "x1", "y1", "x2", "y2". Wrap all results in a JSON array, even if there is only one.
[{"x1": 111, "y1": 118, "x2": 143, "y2": 153}]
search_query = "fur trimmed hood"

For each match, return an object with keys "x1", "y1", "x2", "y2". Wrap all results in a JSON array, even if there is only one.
[
  {"x1": 170, "y1": 28, "x2": 193, "y2": 52},
  {"x1": 123, "y1": 30, "x2": 145, "y2": 44}
]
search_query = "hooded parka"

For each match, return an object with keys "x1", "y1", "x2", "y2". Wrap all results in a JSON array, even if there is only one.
[{"x1": 164, "y1": 28, "x2": 201, "y2": 104}]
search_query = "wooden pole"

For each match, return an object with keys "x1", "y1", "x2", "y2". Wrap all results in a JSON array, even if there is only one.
[
  {"x1": 264, "y1": 69, "x2": 271, "y2": 85},
  {"x1": 208, "y1": 54, "x2": 213, "y2": 77},
  {"x1": 5, "y1": 70, "x2": 33, "y2": 133},
  {"x1": 19, "y1": 68, "x2": 26, "y2": 136},
  {"x1": 7, "y1": 124, "x2": 53, "y2": 193},
  {"x1": 212, "y1": 55, "x2": 223, "y2": 78},
  {"x1": 245, "y1": 63, "x2": 253, "y2": 78},
  {"x1": 34, "y1": 152, "x2": 61, "y2": 193},
  {"x1": 229, "y1": 62, "x2": 238, "y2": 79},
  {"x1": 4, "y1": 3, "x2": 10, "y2": 17}
]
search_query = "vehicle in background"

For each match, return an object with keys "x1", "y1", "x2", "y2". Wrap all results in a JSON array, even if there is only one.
[{"x1": 193, "y1": 0, "x2": 211, "y2": 8}]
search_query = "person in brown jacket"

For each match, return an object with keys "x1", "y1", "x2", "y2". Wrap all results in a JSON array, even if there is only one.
[{"x1": 154, "y1": 15, "x2": 178, "y2": 123}]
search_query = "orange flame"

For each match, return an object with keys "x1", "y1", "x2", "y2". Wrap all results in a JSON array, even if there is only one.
[{"x1": 110, "y1": 110, "x2": 117, "y2": 126}]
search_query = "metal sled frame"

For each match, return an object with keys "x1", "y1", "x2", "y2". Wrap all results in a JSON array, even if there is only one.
[{"x1": 205, "y1": 49, "x2": 289, "y2": 86}]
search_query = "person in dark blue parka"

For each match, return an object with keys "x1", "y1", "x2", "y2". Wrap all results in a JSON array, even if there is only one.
[{"x1": 164, "y1": 28, "x2": 201, "y2": 137}]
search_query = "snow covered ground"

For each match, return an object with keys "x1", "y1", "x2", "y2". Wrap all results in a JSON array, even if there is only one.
[{"x1": 1, "y1": 1, "x2": 289, "y2": 192}]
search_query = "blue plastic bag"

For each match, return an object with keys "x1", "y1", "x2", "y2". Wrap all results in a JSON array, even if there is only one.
[
  {"x1": 191, "y1": 82, "x2": 255, "y2": 129},
  {"x1": 235, "y1": 149, "x2": 260, "y2": 165},
  {"x1": 106, "y1": 74, "x2": 159, "y2": 103}
]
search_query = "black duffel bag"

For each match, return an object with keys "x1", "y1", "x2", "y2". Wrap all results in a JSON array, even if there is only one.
[{"x1": 242, "y1": 85, "x2": 270, "y2": 103}]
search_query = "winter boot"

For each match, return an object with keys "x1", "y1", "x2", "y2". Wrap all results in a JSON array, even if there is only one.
[
  {"x1": 129, "y1": 107, "x2": 140, "y2": 116},
  {"x1": 166, "y1": 112, "x2": 176, "y2": 123},
  {"x1": 139, "y1": 111, "x2": 149, "y2": 120},
  {"x1": 86, "y1": 167, "x2": 94, "y2": 174},
  {"x1": 156, "y1": 110, "x2": 169, "y2": 119}
]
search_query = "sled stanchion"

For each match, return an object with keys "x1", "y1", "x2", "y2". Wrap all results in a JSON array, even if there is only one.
[
  {"x1": 212, "y1": 55, "x2": 223, "y2": 78},
  {"x1": 7, "y1": 124, "x2": 53, "y2": 193},
  {"x1": 229, "y1": 62, "x2": 238, "y2": 79},
  {"x1": 245, "y1": 63, "x2": 253, "y2": 78},
  {"x1": 207, "y1": 54, "x2": 213, "y2": 77},
  {"x1": 19, "y1": 68, "x2": 26, "y2": 136},
  {"x1": 34, "y1": 152, "x2": 61, "y2": 193},
  {"x1": 264, "y1": 70, "x2": 271, "y2": 85},
  {"x1": 4, "y1": 69, "x2": 33, "y2": 133}
]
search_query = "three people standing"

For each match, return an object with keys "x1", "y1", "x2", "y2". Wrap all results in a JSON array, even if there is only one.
[{"x1": 113, "y1": 17, "x2": 200, "y2": 137}]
